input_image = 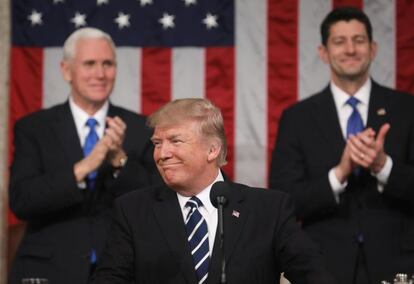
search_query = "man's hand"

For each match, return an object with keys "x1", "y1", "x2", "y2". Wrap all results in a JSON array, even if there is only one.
[
  {"x1": 347, "y1": 124, "x2": 390, "y2": 173},
  {"x1": 73, "y1": 116, "x2": 128, "y2": 182},
  {"x1": 104, "y1": 116, "x2": 127, "y2": 168},
  {"x1": 74, "y1": 138, "x2": 110, "y2": 182},
  {"x1": 334, "y1": 142, "x2": 356, "y2": 183}
]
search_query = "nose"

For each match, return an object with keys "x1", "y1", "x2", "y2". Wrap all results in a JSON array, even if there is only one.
[
  {"x1": 155, "y1": 142, "x2": 173, "y2": 161},
  {"x1": 345, "y1": 40, "x2": 356, "y2": 54},
  {"x1": 94, "y1": 64, "x2": 105, "y2": 78}
]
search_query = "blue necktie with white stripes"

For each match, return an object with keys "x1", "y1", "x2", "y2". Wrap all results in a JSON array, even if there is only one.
[{"x1": 185, "y1": 197, "x2": 210, "y2": 284}]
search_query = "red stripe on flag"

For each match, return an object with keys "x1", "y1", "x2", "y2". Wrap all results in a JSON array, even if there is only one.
[
  {"x1": 267, "y1": 0, "x2": 298, "y2": 184},
  {"x1": 141, "y1": 48, "x2": 172, "y2": 116},
  {"x1": 8, "y1": 47, "x2": 44, "y2": 225},
  {"x1": 205, "y1": 47, "x2": 235, "y2": 181},
  {"x1": 333, "y1": 0, "x2": 363, "y2": 9},
  {"x1": 396, "y1": 1, "x2": 414, "y2": 94}
]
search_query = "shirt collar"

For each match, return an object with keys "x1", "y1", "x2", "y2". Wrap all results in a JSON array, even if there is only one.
[
  {"x1": 177, "y1": 170, "x2": 224, "y2": 214},
  {"x1": 331, "y1": 78, "x2": 371, "y2": 109},
  {"x1": 69, "y1": 96, "x2": 109, "y2": 131}
]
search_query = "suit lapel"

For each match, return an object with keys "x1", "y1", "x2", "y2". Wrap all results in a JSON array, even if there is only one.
[
  {"x1": 367, "y1": 81, "x2": 389, "y2": 132},
  {"x1": 152, "y1": 186, "x2": 197, "y2": 284},
  {"x1": 52, "y1": 102, "x2": 84, "y2": 165},
  {"x1": 208, "y1": 183, "x2": 248, "y2": 284},
  {"x1": 312, "y1": 86, "x2": 346, "y2": 159}
]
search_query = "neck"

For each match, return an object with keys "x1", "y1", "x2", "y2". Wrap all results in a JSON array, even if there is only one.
[
  {"x1": 174, "y1": 168, "x2": 220, "y2": 197},
  {"x1": 332, "y1": 75, "x2": 369, "y2": 96},
  {"x1": 72, "y1": 96, "x2": 105, "y2": 116}
]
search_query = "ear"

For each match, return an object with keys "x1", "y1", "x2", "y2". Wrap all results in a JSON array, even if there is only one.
[
  {"x1": 207, "y1": 140, "x2": 221, "y2": 163},
  {"x1": 370, "y1": 41, "x2": 378, "y2": 61},
  {"x1": 318, "y1": 45, "x2": 329, "y2": 64},
  {"x1": 60, "y1": 60, "x2": 72, "y2": 82}
]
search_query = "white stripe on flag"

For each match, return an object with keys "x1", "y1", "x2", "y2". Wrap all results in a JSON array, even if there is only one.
[
  {"x1": 298, "y1": 0, "x2": 331, "y2": 100},
  {"x1": 43, "y1": 48, "x2": 69, "y2": 108},
  {"x1": 172, "y1": 48, "x2": 205, "y2": 100},
  {"x1": 364, "y1": 0, "x2": 396, "y2": 88},
  {"x1": 112, "y1": 47, "x2": 141, "y2": 113},
  {"x1": 235, "y1": 0, "x2": 267, "y2": 187}
]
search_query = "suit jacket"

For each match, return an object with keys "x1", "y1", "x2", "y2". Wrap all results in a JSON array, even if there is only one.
[
  {"x1": 92, "y1": 182, "x2": 335, "y2": 284},
  {"x1": 8, "y1": 102, "x2": 161, "y2": 284},
  {"x1": 269, "y1": 81, "x2": 414, "y2": 284}
]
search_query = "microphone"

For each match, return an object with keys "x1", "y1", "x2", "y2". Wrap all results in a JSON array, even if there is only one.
[{"x1": 210, "y1": 181, "x2": 230, "y2": 284}]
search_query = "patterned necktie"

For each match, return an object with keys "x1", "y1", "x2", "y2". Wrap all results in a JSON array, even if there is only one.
[
  {"x1": 346, "y1": 96, "x2": 364, "y2": 138},
  {"x1": 185, "y1": 197, "x2": 210, "y2": 284},
  {"x1": 83, "y1": 118, "x2": 99, "y2": 190}
]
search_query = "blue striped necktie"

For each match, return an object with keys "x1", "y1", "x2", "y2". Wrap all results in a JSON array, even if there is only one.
[
  {"x1": 346, "y1": 96, "x2": 364, "y2": 138},
  {"x1": 185, "y1": 197, "x2": 210, "y2": 284},
  {"x1": 83, "y1": 118, "x2": 99, "y2": 190}
]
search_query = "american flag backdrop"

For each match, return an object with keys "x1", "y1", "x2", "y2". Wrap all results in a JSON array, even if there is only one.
[{"x1": 8, "y1": 0, "x2": 414, "y2": 225}]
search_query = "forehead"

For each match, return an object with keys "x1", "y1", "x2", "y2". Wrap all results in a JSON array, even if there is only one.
[
  {"x1": 328, "y1": 19, "x2": 368, "y2": 39},
  {"x1": 74, "y1": 38, "x2": 115, "y2": 60}
]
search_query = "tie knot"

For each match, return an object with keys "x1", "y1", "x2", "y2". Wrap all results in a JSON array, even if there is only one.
[
  {"x1": 186, "y1": 196, "x2": 203, "y2": 210},
  {"x1": 86, "y1": 118, "x2": 98, "y2": 129},
  {"x1": 346, "y1": 96, "x2": 360, "y2": 109}
]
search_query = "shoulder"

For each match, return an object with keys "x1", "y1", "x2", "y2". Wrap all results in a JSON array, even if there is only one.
[
  {"x1": 230, "y1": 182, "x2": 290, "y2": 207},
  {"x1": 14, "y1": 103, "x2": 66, "y2": 130},
  {"x1": 115, "y1": 184, "x2": 162, "y2": 207},
  {"x1": 109, "y1": 105, "x2": 147, "y2": 124},
  {"x1": 282, "y1": 88, "x2": 329, "y2": 118}
]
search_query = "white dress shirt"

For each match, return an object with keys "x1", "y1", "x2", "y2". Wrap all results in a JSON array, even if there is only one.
[
  {"x1": 177, "y1": 171, "x2": 224, "y2": 256},
  {"x1": 69, "y1": 96, "x2": 109, "y2": 147},
  {"x1": 328, "y1": 79, "x2": 392, "y2": 202}
]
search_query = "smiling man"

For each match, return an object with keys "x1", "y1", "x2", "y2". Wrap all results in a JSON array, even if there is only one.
[
  {"x1": 8, "y1": 28, "x2": 160, "y2": 284},
  {"x1": 92, "y1": 98, "x2": 335, "y2": 284},
  {"x1": 270, "y1": 7, "x2": 414, "y2": 284}
]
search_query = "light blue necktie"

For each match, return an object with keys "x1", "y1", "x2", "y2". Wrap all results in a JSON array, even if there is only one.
[
  {"x1": 83, "y1": 118, "x2": 99, "y2": 190},
  {"x1": 346, "y1": 97, "x2": 364, "y2": 138},
  {"x1": 185, "y1": 197, "x2": 210, "y2": 284}
]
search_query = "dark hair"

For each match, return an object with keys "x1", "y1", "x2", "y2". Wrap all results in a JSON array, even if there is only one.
[{"x1": 320, "y1": 6, "x2": 373, "y2": 46}]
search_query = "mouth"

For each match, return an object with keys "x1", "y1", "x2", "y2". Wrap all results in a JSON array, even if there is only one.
[{"x1": 159, "y1": 162, "x2": 181, "y2": 169}]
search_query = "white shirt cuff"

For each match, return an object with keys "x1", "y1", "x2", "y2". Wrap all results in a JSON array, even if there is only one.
[
  {"x1": 372, "y1": 155, "x2": 393, "y2": 193},
  {"x1": 329, "y1": 168, "x2": 348, "y2": 203}
]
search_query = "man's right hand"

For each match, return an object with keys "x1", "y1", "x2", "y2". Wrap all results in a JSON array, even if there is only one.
[{"x1": 74, "y1": 138, "x2": 110, "y2": 183}]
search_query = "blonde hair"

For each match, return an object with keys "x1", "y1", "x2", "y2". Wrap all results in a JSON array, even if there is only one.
[{"x1": 148, "y1": 98, "x2": 227, "y2": 167}]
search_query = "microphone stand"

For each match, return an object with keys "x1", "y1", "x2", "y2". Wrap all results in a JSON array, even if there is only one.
[{"x1": 217, "y1": 196, "x2": 227, "y2": 284}]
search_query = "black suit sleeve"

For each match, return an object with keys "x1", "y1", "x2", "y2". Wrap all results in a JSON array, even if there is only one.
[
  {"x1": 92, "y1": 198, "x2": 134, "y2": 284},
  {"x1": 9, "y1": 118, "x2": 85, "y2": 220},
  {"x1": 272, "y1": 193, "x2": 336, "y2": 284},
  {"x1": 269, "y1": 108, "x2": 338, "y2": 221}
]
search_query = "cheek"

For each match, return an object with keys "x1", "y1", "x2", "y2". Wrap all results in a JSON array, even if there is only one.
[{"x1": 106, "y1": 69, "x2": 117, "y2": 80}]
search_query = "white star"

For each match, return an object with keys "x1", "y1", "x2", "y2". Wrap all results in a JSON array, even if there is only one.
[
  {"x1": 158, "y1": 13, "x2": 175, "y2": 29},
  {"x1": 114, "y1": 12, "x2": 131, "y2": 29},
  {"x1": 139, "y1": 0, "x2": 153, "y2": 7},
  {"x1": 97, "y1": 0, "x2": 109, "y2": 6},
  {"x1": 202, "y1": 13, "x2": 218, "y2": 29},
  {"x1": 71, "y1": 12, "x2": 87, "y2": 28},
  {"x1": 183, "y1": 0, "x2": 197, "y2": 6},
  {"x1": 53, "y1": 0, "x2": 64, "y2": 4},
  {"x1": 28, "y1": 10, "x2": 43, "y2": 26}
]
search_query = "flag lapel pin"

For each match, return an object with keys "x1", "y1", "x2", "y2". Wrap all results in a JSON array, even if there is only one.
[{"x1": 232, "y1": 210, "x2": 240, "y2": 218}]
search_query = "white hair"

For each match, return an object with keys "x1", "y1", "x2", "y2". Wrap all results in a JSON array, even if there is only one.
[{"x1": 62, "y1": 27, "x2": 116, "y2": 60}]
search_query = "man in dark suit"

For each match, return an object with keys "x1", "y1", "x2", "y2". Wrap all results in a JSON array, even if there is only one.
[
  {"x1": 270, "y1": 7, "x2": 414, "y2": 284},
  {"x1": 92, "y1": 98, "x2": 334, "y2": 284},
  {"x1": 8, "y1": 27, "x2": 159, "y2": 284}
]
